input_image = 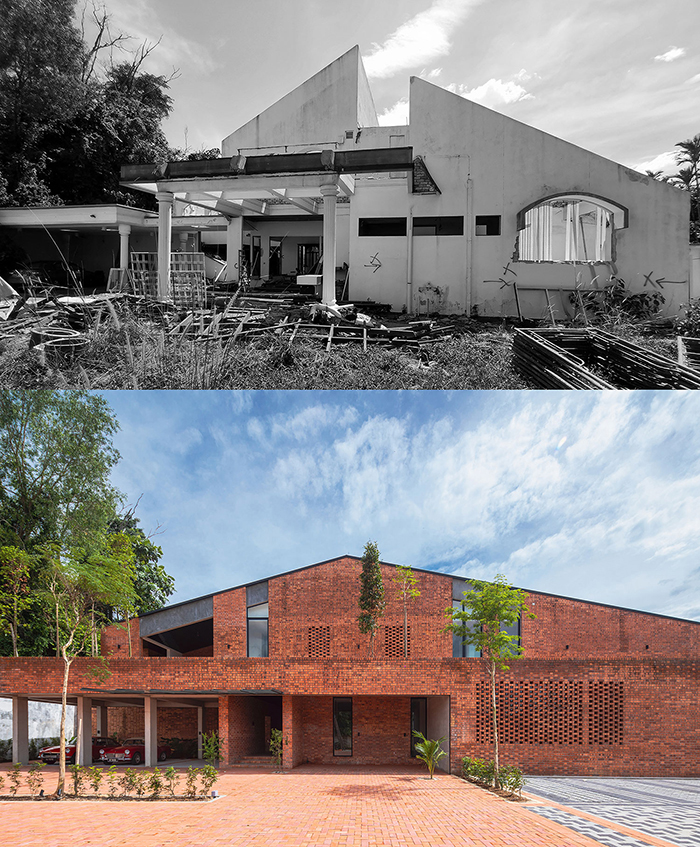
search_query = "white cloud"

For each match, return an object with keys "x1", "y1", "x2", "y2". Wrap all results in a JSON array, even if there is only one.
[
  {"x1": 686, "y1": 73, "x2": 700, "y2": 85},
  {"x1": 654, "y1": 46, "x2": 686, "y2": 63},
  {"x1": 630, "y1": 149, "x2": 679, "y2": 176},
  {"x1": 448, "y1": 77, "x2": 534, "y2": 107},
  {"x1": 378, "y1": 97, "x2": 409, "y2": 126},
  {"x1": 363, "y1": 0, "x2": 485, "y2": 79},
  {"x1": 427, "y1": 67, "x2": 443, "y2": 79}
]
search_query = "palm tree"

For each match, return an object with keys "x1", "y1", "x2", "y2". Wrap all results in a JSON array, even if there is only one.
[{"x1": 676, "y1": 135, "x2": 700, "y2": 222}]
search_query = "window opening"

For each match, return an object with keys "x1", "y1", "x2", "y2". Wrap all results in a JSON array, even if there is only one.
[
  {"x1": 410, "y1": 697, "x2": 427, "y2": 756},
  {"x1": 519, "y1": 198, "x2": 618, "y2": 262},
  {"x1": 475, "y1": 215, "x2": 501, "y2": 236},
  {"x1": 413, "y1": 216, "x2": 464, "y2": 236},
  {"x1": 333, "y1": 698, "x2": 353, "y2": 756},
  {"x1": 247, "y1": 581, "x2": 269, "y2": 657},
  {"x1": 452, "y1": 600, "x2": 481, "y2": 658},
  {"x1": 359, "y1": 218, "x2": 407, "y2": 237}
]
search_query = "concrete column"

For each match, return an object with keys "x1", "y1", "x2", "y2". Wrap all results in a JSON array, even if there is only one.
[
  {"x1": 76, "y1": 696, "x2": 92, "y2": 766},
  {"x1": 156, "y1": 191, "x2": 173, "y2": 299},
  {"x1": 320, "y1": 182, "x2": 338, "y2": 304},
  {"x1": 226, "y1": 216, "x2": 243, "y2": 282},
  {"x1": 118, "y1": 224, "x2": 131, "y2": 270},
  {"x1": 11, "y1": 696, "x2": 29, "y2": 765},
  {"x1": 197, "y1": 706, "x2": 204, "y2": 761},
  {"x1": 144, "y1": 696, "x2": 158, "y2": 767},
  {"x1": 96, "y1": 704, "x2": 109, "y2": 736},
  {"x1": 260, "y1": 233, "x2": 270, "y2": 279},
  {"x1": 178, "y1": 231, "x2": 188, "y2": 252}
]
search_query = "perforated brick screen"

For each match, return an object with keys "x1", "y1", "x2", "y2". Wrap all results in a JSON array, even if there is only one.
[
  {"x1": 308, "y1": 625, "x2": 331, "y2": 657},
  {"x1": 384, "y1": 625, "x2": 410, "y2": 657}
]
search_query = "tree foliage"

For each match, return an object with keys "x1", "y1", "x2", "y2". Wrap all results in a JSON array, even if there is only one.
[
  {"x1": 0, "y1": 0, "x2": 175, "y2": 207},
  {"x1": 393, "y1": 563, "x2": 420, "y2": 657},
  {"x1": 358, "y1": 541, "x2": 385, "y2": 657},
  {"x1": 444, "y1": 574, "x2": 535, "y2": 789}
]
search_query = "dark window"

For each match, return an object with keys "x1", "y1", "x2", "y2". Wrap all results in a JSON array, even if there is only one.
[
  {"x1": 413, "y1": 216, "x2": 464, "y2": 236},
  {"x1": 475, "y1": 215, "x2": 501, "y2": 236},
  {"x1": 410, "y1": 697, "x2": 427, "y2": 756},
  {"x1": 359, "y1": 217, "x2": 407, "y2": 237},
  {"x1": 501, "y1": 616, "x2": 521, "y2": 649},
  {"x1": 333, "y1": 698, "x2": 353, "y2": 756},
  {"x1": 247, "y1": 585, "x2": 269, "y2": 658}
]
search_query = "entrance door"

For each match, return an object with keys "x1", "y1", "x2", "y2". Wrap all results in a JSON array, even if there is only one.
[
  {"x1": 269, "y1": 237, "x2": 283, "y2": 277},
  {"x1": 410, "y1": 697, "x2": 427, "y2": 757}
]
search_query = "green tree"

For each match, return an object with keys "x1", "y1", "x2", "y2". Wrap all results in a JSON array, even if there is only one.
[
  {"x1": 358, "y1": 541, "x2": 385, "y2": 657},
  {"x1": 0, "y1": 390, "x2": 121, "y2": 550},
  {"x1": 393, "y1": 563, "x2": 420, "y2": 657},
  {"x1": 675, "y1": 134, "x2": 700, "y2": 235},
  {"x1": 444, "y1": 574, "x2": 535, "y2": 789},
  {"x1": 0, "y1": 545, "x2": 32, "y2": 656},
  {"x1": 43, "y1": 536, "x2": 137, "y2": 798}
]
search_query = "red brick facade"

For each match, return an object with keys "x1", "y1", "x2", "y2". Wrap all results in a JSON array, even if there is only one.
[{"x1": 2, "y1": 556, "x2": 699, "y2": 775}]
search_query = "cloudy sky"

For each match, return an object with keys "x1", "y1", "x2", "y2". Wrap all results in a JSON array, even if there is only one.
[
  {"x1": 103, "y1": 390, "x2": 700, "y2": 623},
  {"x1": 92, "y1": 0, "x2": 700, "y2": 175}
]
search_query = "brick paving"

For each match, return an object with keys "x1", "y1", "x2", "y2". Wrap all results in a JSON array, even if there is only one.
[{"x1": 0, "y1": 764, "x2": 605, "y2": 847}]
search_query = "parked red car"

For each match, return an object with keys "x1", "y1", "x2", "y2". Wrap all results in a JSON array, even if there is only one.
[
  {"x1": 100, "y1": 738, "x2": 171, "y2": 766},
  {"x1": 38, "y1": 736, "x2": 118, "y2": 765}
]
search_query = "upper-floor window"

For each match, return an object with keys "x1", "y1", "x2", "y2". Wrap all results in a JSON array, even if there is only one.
[
  {"x1": 452, "y1": 601, "x2": 482, "y2": 658},
  {"x1": 413, "y1": 216, "x2": 464, "y2": 236},
  {"x1": 358, "y1": 217, "x2": 407, "y2": 236},
  {"x1": 247, "y1": 581, "x2": 268, "y2": 657},
  {"x1": 517, "y1": 194, "x2": 628, "y2": 263}
]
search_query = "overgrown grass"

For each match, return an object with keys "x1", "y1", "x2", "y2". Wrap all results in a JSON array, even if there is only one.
[{"x1": 0, "y1": 312, "x2": 529, "y2": 389}]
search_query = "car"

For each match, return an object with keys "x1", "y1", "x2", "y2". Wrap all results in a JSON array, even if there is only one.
[
  {"x1": 100, "y1": 738, "x2": 171, "y2": 766},
  {"x1": 38, "y1": 736, "x2": 118, "y2": 765}
]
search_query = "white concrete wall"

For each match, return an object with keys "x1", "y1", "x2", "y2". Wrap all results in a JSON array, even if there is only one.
[
  {"x1": 349, "y1": 181, "x2": 408, "y2": 308},
  {"x1": 222, "y1": 46, "x2": 376, "y2": 156},
  {"x1": 408, "y1": 77, "x2": 691, "y2": 317},
  {"x1": 690, "y1": 245, "x2": 700, "y2": 300},
  {"x1": 426, "y1": 696, "x2": 450, "y2": 773}
]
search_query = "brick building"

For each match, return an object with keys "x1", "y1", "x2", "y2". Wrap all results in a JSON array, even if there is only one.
[{"x1": 3, "y1": 555, "x2": 700, "y2": 775}]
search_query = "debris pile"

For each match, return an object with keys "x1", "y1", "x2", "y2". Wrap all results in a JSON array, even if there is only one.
[{"x1": 513, "y1": 328, "x2": 700, "y2": 389}]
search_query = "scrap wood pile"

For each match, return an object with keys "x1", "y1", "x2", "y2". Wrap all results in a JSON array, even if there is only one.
[
  {"x1": 513, "y1": 327, "x2": 700, "y2": 389},
  {"x1": 1, "y1": 275, "x2": 457, "y2": 362}
]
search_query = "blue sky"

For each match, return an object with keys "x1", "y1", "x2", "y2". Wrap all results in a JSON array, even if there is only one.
[
  {"x1": 103, "y1": 390, "x2": 700, "y2": 622},
  {"x1": 92, "y1": 0, "x2": 700, "y2": 175}
]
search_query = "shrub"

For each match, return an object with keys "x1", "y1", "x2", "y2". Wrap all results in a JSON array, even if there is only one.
[
  {"x1": 202, "y1": 731, "x2": 222, "y2": 767},
  {"x1": 132, "y1": 770, "x2": 148, "y2": 798},
  {"x1": 88, "y1": 766, "x2": 103, "y2": 795},
  {"x1": 69, "y1": 764, "x2": 85, "y2": 796},
  {"x1": 0, "y1": 774, "x2": 5, "y2": 794},
  {"x1": 498, "y1": 764, "x2": 525, "y2": 796},
  {"x1": 164, "y1": 765, "x2": 179, "y2": 796},
  {"x1": 28, "y1": 737, "x2": 59, "y2": 761},
  {"x1": 148, "y1": 767, "x2": 164, "y2": 799},
  {"x1": 119, "y1": 767, "x2": 137, "y2": 797},
  {"x1": 106, "y1": 765, "x2": 119, "y2": 797},
  {"x1": 199, "y1": 764, "x2": 219, "y2": 797},
  {"x1": 9, "y1": 762, "x2": 22, "y2": 796},
  {"x1": 0, "y1": 739, "x2": 11, "y2": 762},
  {"x1": 269, "y1": 728, "x2": 285, "y2": 771},
  {"x1": 676, "y1": 299, "x2": 700, "y2": 337},
  {"x1": 27, "y1": 762, "x2": 46, "y2": 797},
  {"x1": 461, "y1": 755, "x2": 495, "y2": 786},
  {"x1": 185, "y1": 766, "x2": 199, "y2": 798}
]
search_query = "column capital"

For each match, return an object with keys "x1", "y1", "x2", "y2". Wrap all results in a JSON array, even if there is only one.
[
  {"x1": 320, "y1": 181, "x2": 338, "y2": 197},
  {"x1": 156, "y1": 190, "x2": 174, "y2": 203},
  {"x1": 118, "y1": 223, "x2": 131, "y2": 236}
]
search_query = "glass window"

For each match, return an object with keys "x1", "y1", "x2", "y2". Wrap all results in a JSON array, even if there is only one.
[
  {"x1": 247, "y1": 617, "x2": 268, "y2": 657},
  {"x1": 358, "y1": 217, "x2": 407, "y2": 237},
  {"x1": 247, "y1": 602, "x2": 268, "y2": 619},
  {"x1": 452, "y1": 601, "x2": 481, "y2": 658},
  {"x1": 410, "y1": 697, "x2": 427, "y2": 756},
  {"x1": 333, "y1": 698, "x2": 353, "y2": 756}
]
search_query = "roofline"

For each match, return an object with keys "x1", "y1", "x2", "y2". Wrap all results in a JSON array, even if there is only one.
[{"x1": 137, "y1": 554, "x2": 700, "y2": 628}]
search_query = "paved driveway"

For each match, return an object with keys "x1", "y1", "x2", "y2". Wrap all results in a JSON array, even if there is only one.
[
  {"x1": 525, "y1": 777, "x2": 700, "y2": 847},
  {"x1": 1, "y1": 763, "x2": 605, "y2": 847}
]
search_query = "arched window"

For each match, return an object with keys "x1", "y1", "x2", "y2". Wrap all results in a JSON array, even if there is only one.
[{"x1": 517, "y1": 194, "x2": 628, "y2": 263}]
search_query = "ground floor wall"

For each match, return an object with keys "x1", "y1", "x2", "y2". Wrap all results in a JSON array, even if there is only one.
[{"x1": 2, "y1": 656, "x2": 698, "y2": 775}]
